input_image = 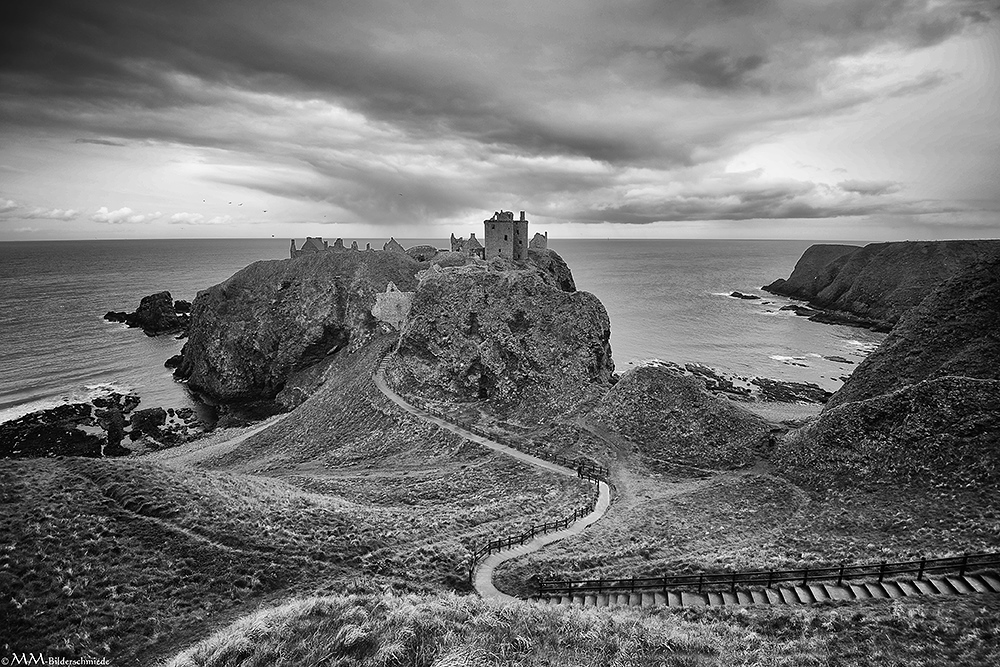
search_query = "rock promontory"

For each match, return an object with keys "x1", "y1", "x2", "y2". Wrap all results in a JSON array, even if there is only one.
[
  {"x1": 828, "y1": 257, "x2": 1000, "y2": 409},
  {"x1": 774, "y1": 253, "x2": 1000, "y2": 488},
  {"x1": 387, "y1": 257, "x2": 612, "y2": 415},
  {"x1": 764, "y1": 240, "x2": 1000, "y2": 330},
  {"x1": 175, "y1": 250, "x2": 422, "y2": 407}
]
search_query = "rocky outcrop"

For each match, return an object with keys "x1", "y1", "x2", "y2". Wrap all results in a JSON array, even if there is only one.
[
  {"x1": 388, "y1": 258, "x2": 612, "y2": 415},
  {"x1": 828, "y1": 257, "x2": 1000, "y2": 409},
  {"x1": 175, "y1": 250, "x2": 421, "y2": 405},
  {"x1": 591, "y1": 365, "x2": 772, "y2": 470},
  {"x1": 0, "y1": 392, "x2": 141, "y2": 458},
  {"x1": 764, "y1": 240, "x2": 1000, "y2": 330},
  {"x1": 526, "y1": 248, "x2": 576, "y2": 292},
  {"x1": 775, "y1": 376, "x2": 1000, "y2": 488},
  {"x1": 104, "y1": 291, "x2": 190, "y2": 336}
]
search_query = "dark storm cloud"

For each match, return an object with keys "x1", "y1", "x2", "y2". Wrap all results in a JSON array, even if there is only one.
[
  {"x1": 74, "y1": 138, "x2": 127, "y2": 147},
  {"x1": 1, "y1": 0, "x2": 995, "y2": 227},
  {"x1": 839, "y1": 180, "x2": 903, "y2": 196}
]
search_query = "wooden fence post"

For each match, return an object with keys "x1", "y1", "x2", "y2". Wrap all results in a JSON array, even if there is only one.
[
  {"x1": 960, "y1": 553, "x2": 969, "y2": 576},
  {"x1": 878, "y1": 562, "x2": 886, "y2": 582},
  {"x1": 918, "y1": 557, "x2": 925, "y2": 580},
  {"x1": 803, "y1": 566, "x2": 809, "y2": 586},
  {"x1": 837, "y1": 563, "x2": 845, "y2": 586},
  {"x1": 731, "y1": 572, "x2": 737, "y2": 592},
  {"x1": 698, "y1": 573, "x2": 704, "y2": 592},
  {"x1": 767, "y1": 569, "x2": 773, "y2": 588}
]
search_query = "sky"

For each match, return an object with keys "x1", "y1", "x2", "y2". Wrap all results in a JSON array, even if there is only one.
[{"x1": 1, "y1": 0, "x2": 998, "y2": 242}]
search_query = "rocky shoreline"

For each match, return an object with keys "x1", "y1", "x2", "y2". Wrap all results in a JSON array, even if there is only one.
[{"x1": 0, "y1": 389, "x2": 205, "y2": 459}]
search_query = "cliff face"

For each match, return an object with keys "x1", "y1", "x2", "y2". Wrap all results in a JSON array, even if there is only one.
[
  {"x1": 389, "y1": 259, "x2": 613, "y2": 414},
  {"x1": 591, "y1": 365, "x2": 771, "y2": 470},
  {"x1": 774, "y1": 252, "x2": 1000, "y2": 488},
  {"x1": 828, "y1": 257, "x2": 1000, "y2": 409},
  {"x1": 764, "y1": 240, "x2": 1000, "y2": 330},
  {"x1": 176, "y1": 250, "x2": 421, "y2": 405}
]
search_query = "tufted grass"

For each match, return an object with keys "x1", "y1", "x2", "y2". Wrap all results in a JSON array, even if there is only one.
[{"x1": 167, "y1": 592, "x2": 1000, "y2": 667}]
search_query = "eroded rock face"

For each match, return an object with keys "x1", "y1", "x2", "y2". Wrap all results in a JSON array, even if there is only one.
[
  {"x1": 775, "y1": 377, "x2": 1000, "y2": 488},
  {"x1": 591, "y1": 365, "x2": 771, "y2": 470},
  {"x1": 176, "y1": 250, "x2": 420, "y2": 405},
  {"x1": 764, "y1": 240, "x2": 1000, "y2": 330},
  {"x1": 389, "y1": 259, "x2": 612, "y2": 413},
  {"x1": 828, "y1": 258, "x2": 1000, "y2": 409}
]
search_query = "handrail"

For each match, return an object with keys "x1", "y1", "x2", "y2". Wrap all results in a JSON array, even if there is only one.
[
  {"x1": 535, "y1": 552, "x2": 1000, "y2": 596},
  {"x1": 466, "y1": 476, "x2": 606, "y2": 585}
]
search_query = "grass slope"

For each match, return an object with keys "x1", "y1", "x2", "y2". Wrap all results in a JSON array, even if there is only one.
[{"x1": 167, "y1": 592, "x2": 1000, "y2": 667}]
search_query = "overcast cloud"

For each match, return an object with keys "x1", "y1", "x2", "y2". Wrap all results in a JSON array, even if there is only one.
[{"x1": 1, "y1": 0, "x2": 998, "y2": 240}]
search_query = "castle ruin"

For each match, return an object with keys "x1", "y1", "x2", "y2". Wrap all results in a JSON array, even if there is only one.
[{"x1": 483, "y1": 210, "x2": 528, "y2": 261}]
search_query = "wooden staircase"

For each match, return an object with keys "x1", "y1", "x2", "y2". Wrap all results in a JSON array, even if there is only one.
[{"x1": 533, "y1": 571, "x2": 1000, "y2": 608}]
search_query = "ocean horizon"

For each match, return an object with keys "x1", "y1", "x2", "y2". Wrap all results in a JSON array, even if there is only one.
[{"x1": 0, "y1": 237, "x2": 883, "y2": 424}]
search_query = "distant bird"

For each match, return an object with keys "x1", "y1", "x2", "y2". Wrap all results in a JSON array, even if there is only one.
[
  {"x1": 398, "y1": 193, "x2": 403, "y2": 196},
  {"x1": 202, "y1": 199, "x2": 205, "y2": 202},
  {"x1": 228, "y1": 201, "x2": 232, "y2": 204},
  {"x1": 263, "y1": 210, "x2": 267, "y2": 213},
  {"x1": 238, "y1": 203, "x2": 243, "y2": 206}
]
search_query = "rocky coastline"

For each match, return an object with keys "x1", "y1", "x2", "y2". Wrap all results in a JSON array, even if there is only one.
[
  {"x1": 763, "y1": 240, "x2": 1000, "y2": 331},
  {"x1": 104, "y1": 290, "x2": 191, "y2": 336}
]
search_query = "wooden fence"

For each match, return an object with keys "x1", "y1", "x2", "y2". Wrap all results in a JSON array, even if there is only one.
[
  {"x1": 536, "y1": 552, "x2": 1000, "y2": 596},
  {"x1": 467, "y1": 469, "x2": 608, "y2": 584}
]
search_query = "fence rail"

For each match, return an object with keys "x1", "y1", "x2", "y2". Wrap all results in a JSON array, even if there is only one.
[
  {"x1": 378, "y1": 360, "x2": 613, "y2": 585},
  {"x1": 536, "y1": 552, "x2": 1000, "y2": 596}
]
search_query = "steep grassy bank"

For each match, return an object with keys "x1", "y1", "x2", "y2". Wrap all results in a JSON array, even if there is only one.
[{"x1": 167, "y1": 592, "x2": 1000, "y2": 667}]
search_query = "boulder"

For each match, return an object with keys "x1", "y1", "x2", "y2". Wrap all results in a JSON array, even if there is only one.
[
  {"x1": 104, "y1": 291, "x2": 189, "y2": 336},
  {"x1": 129, "y1": 407, "x2": 167, "y2": 441},
  {"x1": 0, "y1": 404, "x2": 102, "y2": 458}
]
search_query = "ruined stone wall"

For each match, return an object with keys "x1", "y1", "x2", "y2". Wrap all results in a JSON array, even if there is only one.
[{"x1": 484, "y1": 211, "x2": 528, "y2": 261}]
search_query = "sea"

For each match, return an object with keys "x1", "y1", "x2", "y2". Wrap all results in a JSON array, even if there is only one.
[{"x1": 0, "y1": 238, "x2": 884, "y2": 424}]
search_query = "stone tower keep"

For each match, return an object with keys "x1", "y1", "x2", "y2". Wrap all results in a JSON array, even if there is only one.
[{"x1": 484, "y1": 210, "x2": 528, "y2": 260}]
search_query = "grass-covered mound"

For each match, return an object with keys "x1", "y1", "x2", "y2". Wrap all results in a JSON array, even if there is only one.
[
  {"x1": 590, "y1": 365, "x2": 771, "y2": 471},
  {"x1": 166, "y1": 592, "x2": 1000, "y2": 667}
]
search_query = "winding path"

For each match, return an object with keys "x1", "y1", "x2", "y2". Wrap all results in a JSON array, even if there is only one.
[{"x1": 372, "y1": 360, "x2": 612, "y2": 602}]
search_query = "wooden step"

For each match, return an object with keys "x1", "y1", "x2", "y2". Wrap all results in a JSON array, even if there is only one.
[
  {"x1": 896, "y1": 580, "x2": 922, "y2": 597},
  {"x1": 880, "y1": 581, "x2": 905, "y2": 599},
  {"x1": 778, "y1": 588, "x2": 801, "y2": 604},
  {"x1": 706, "y1": 592, "x2": 725, "y2": 606},
  {"x1": 794, "y1": 586, "x2": 816, "y2": 603},
  {"x1": 583, "y1": 594, "x2": 597, "y2": 607},
  {"x1": 596, "y1": 594, "x2": 610, "y2": 608},
  {"x1": 965, "y1": 574, "x2": 996, "y2": 594},
  {"x1": 681, "y1": 591, "x2": 707, "y2": 606},
  {"x1": 667, "y1": 590, "x2": 683, "y2": 607},
  {"x1": 653, "y1": 592, "x2": 668, "y2": 606},
  {"x1": 612, "y1": 593, "x2": 630, "y2": 606},
  {"x1": 571, "y1": 595, "x2": 585, "y2": 606},
  {"x1": 932, "y1": 578, "x2": 959, "y2": 595},
  {"x1": 764, "y1": 588, "x2": 783, "y2": 604},
  {"x1": 559, "y1": 595, "x2": 572, "y2": 605},
  {"x1": 978, "y1": 572, "x2": 1000, "y2": 592},
  {"x1": 807, "y1": 584, "x2": 831, "y2": 602},
  {"x1": 627, "y1": 592, "x2": 642, "y2": 606},
  {"x1": 640, "y1": 592, "x2": 656, "y2": 608},
  {"x1": 826, "y1": 584, "x2": 855, "y2": 601},
  {"x1": 864, "y1": 583, "x2": 889, "y2": 599},
  {"x1": 721, "y1": 591, "x2": 739, "y2": 605},
  {"x1": 912, "y1": 579, "x2": 943, "y2": 595},
  {"x1": 945, "y1": 576, "x2": 974, "y2": 594},
  {"x1": 736, "y1": 590, "x2": 754, "y2": 605},
  {"x1": 850, "y1": 584, "x2": 871, "y2": 599},
  {"x1": 750, "y1": 589, "x2": 769, "y2": 604}
]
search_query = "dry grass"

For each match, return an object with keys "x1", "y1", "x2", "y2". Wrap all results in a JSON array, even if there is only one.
[{"x1": 167, "y1": 592, "x2": 1000, "y2": 667}]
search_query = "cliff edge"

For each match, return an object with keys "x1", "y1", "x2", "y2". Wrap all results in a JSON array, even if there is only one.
[{"x1": 764, "y1": 240, "x2": 1000, "y2": 330}]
